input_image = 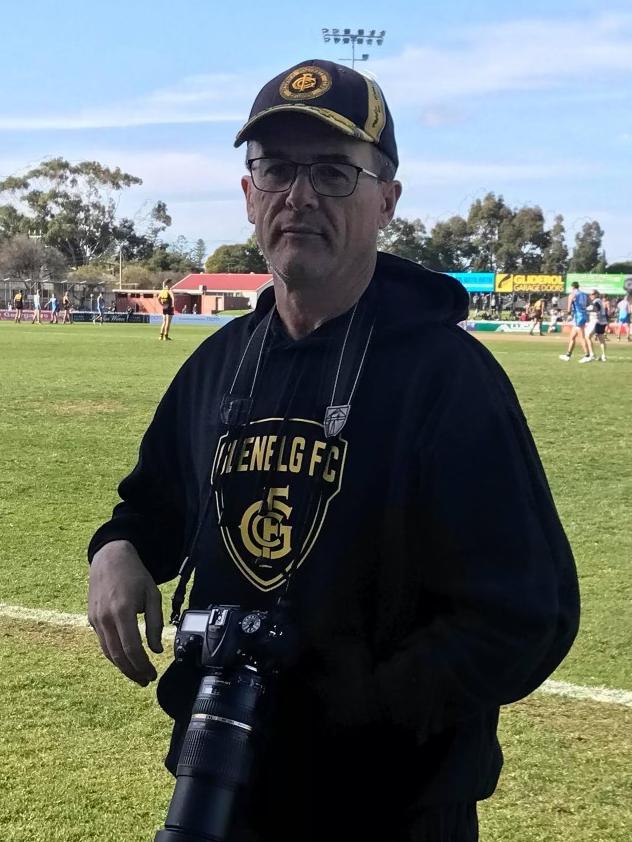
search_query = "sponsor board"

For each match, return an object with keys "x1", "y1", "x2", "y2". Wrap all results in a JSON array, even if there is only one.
[
  {"x1": 465, "y1": 320, "x2": 560, "y2": 333},
  {"x1": 71, "y1": 311, "x2": 149, "y2": 323},
  {"x1": 495, "y1": 274, "x2": 564, "y2": 293},
  {"x1": 566, "y1": 273, "x2": 631, "y2": 296},
  {"x1": 0, "y1": 310, "x2": 149, "y2": 323},
  {"x1": 448, "y1": 272, "x2": 495, "y2": 293},
  {"x1": 148, "y1": 314, "x2": 237, "y2": 326}
]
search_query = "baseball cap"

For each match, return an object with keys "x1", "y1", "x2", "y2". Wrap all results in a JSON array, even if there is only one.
[{"x1": 234, "y1": 59, "x2": 398, "y2": 170}]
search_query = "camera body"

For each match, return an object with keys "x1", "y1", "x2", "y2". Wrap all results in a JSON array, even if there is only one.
[
  {"x1": 174, "y1": 604, "x2": 280, "y2": 674},
  {"x1": 154, "y1": 604, "x2": 293, "y2": 842}
]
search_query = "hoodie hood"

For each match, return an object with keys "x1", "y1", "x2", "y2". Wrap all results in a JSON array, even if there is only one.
[{"x1": 252, "y1": 251, "x2": 469, "y2": 334}]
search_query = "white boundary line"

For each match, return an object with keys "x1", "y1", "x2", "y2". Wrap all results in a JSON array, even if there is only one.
[{"x1": 1, "y1": 602, "x2": 631, "y2": 709}]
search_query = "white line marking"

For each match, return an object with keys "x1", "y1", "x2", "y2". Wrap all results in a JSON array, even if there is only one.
[
  {"x1": 537, "y1": 679, "x2": 632, "y2": 708},
  {"x1": 1, "y1": 602, "x2": 631, "y2": 708}
]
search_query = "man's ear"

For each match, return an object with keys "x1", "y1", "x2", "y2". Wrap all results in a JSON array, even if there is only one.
[
  {"x1": 242, "y1": 175, "x2": 256, "y2": 224},
  {"x1": 378, "y1": 180, "x2": 402, "y2": 229}
]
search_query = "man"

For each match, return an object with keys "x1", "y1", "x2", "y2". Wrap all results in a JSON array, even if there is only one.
[
  {"x1": 157, "y1": 279, "x2": 174, "y2": 340},
  {"x1": 559, "y1": 281, "x2": 592, "y2": 362},
  {"x1": 32, "y1": 288, "x2": 42, "y2": 324},
  {"x1": 48, "y1": 293, "x2": 59, "y2": 324},
  {"x1": 88, "y1": 59, "x2": 579, "y2": 842},
  {"x1": 586, "y1": 290, "x2": 608, "y2": 361},
  {"x1": 61, "y1": 291, "x2": 73, "y2": 324},
  {"x1": 615, "y1": 294, "x2": 631, "y2": 341},
  {"x1": 528, "y1": 297, "x2": 545, "y2": 335},
  {"x1": 547, "y1": 304, "x2": 561, "y2": 334},
  {"x1": 13, "y1": 290, "x2": 23, "y2": 322},
  {"x1": 93, "y1": 291, "x2": 105, "y2": 325}
]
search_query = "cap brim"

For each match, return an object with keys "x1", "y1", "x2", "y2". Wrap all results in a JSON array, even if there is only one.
[{"x1": 234, "y1": 104, "x2": 374, "y2": 148}]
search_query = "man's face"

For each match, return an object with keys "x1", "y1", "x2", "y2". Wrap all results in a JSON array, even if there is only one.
[{"x1": 241, "y1": 114, "x2": 401, "y2": 288}]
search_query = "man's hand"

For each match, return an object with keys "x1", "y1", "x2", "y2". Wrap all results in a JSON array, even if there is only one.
[{"x1": 88, "y1": 540, "x2": 164, "y2": 686}]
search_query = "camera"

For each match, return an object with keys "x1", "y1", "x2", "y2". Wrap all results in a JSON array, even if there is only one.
[{"x1": 154, "y1": 604, "x2": 294, "y2": 842}]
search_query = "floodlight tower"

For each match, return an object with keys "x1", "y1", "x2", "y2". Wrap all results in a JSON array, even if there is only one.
[{"x1": 321, "y1": 28, "x2": 386, "y2": 69}]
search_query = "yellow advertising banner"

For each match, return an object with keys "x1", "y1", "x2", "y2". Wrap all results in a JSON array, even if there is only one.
[{"x1": 495, "y1": 274, "x2": 564, "y2": 293}]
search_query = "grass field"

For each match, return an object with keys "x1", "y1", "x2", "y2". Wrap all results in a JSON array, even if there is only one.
[{"x1": 0, "y1": 320, "x2": 631, "y2": 841}]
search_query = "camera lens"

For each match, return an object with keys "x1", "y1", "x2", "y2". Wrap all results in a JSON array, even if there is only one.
[{"x1": 156, "y1": 668, "x2": 266, "y2": 842}]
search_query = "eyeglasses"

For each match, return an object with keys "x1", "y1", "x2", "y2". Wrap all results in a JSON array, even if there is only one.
[{"x1": 247, "y1": 157, "x2": 379, "y2": 198}]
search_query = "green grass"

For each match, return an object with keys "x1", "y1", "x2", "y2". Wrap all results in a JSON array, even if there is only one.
[{"x1": 0, "y1": 322, "x2": 631, "y2": 841}]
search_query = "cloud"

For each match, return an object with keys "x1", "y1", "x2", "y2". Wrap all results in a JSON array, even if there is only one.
[
  {"x1": 0, "y1": 72, "x2": 255, "y2": 131},
  {"x1": 372, "y1": 13, "x2": 632, "y2": 107},
  {"x1": 1, "y1": 14, "x2": 631, "y2": 131},
  {"x1": 399, "y1": 158, "x2": 600, "y2": 186},
  {"x1": 418, "y1": 106, "x2": 466, "y2": 127}
]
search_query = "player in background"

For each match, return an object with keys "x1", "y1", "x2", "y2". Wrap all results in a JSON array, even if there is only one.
[
  {"x1": 157, "y1": 279, "x2": 174, "y2": 340},
  {"x1": 32, "y1": 288, "x2": 42, "y2": 324},
  {"x1": 48, "y1": 293, "x2": 59, "y2": 324},
  {"x1": 559, "y1": 281, "x2": 593, "y2": 363},
  {"x1": 61, "y1": 291, "x2": 73, "y2": 324},
  {"x1": 529, "y1": 297, "x2": 545, "y2": 335},
  {"x1": 93, "y1": 291, "x2": 105, "y2": 325},
  {"x1": 615, "y1": 294, "x2": 631, "y2": 341},
  {"x1": 13, "y1": 290, "x2": 24, "y2": 322},
  {"x1": 548, "y1": 304, "x2": 561, "y2": 334},
  {"x1": 586, "y1": 290, "x2": 608, "y2": 362}
]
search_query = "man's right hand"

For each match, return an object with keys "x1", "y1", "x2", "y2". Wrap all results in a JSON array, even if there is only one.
[{"x1": 88, "y1": 540, "x2": 164, "y2": 686}]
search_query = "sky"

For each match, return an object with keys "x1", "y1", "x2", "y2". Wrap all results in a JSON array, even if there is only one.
[{"x1": 1, "y1": 0, "x2": 631, "y2": 263}]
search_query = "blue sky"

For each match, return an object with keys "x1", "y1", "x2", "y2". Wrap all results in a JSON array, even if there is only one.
[{"x1": 2, "y1": 0, "x2": 631, "y2": 262}]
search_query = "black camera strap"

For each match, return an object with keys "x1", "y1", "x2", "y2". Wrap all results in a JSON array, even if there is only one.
[
  {"x1": 170, "y1": 282, "x2": 376, "y2": 623},
  {"x1": 170, "y1": 309, "x2": 275, "y2": 625}
]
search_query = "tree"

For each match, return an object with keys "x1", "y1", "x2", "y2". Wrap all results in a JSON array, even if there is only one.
[
  {"x1": 377, "y1": 217, "x2": 426, "y2": 263},
  {"x1": 569, "y1": 221, "x2": 605, "y2": 272},
  {"x1": 170, "y1": 235, "x2": 192, "y2": 258},
  {"x1": 121, "y1": 264, "x2": 158, "y2": 289},
  {"x1": 424, "y1": 216, "x2": 471, "y2": 271},
  {"x1": 495, "y1": 206, "x2": 550, "y2": 272},
  {"x1": 0, "y1": 158, "x2": 169, "y2": 268},
  {"x1": 204, "y1": 234, "x2": 267, "y2": 273},
  {"x1": 64, "y1": 263, "x2": 113, "y2": 308},
  {"x1": 142, "y1": 244, "x2": 198, "y2": 275},
  {"x1": 467, "y1": 193, "x2": 512, "y2": 271},
  {"x1": 606, "y1": 260, "x2": 632, "y2": 274},
  {"x1": 192, "y1": 238, "x2": 206, "y2": 270},
  {"x1": 541, "y1": 214, "x2": 569, "y2": 274},
  {"x1": 0, "y1": 235, "x2": 67, "y2": 286}
]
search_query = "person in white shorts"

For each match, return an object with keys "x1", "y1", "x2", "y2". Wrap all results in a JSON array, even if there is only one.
[
  {"x1": 547, "y1": 307, "x2": 560, "y2": 334},
  {"x1": 32, "y1": 288, "x2": 42, "y2": 324},
  {"x1": 586, "y1": 290, "x2": 608, "y2": 361}
]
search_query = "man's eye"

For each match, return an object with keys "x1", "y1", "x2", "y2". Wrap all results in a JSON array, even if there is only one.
[
  {"x1": 262, "y1": 162, "x2": 293, "y2": 179},
  {"x1": 316, "y1": 165, "x2": 352, "y2": 182}
]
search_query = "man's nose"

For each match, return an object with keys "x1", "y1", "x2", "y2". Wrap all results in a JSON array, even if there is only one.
[{"x1": 285, "y1": 164, "x2": 319, "y2": 209}]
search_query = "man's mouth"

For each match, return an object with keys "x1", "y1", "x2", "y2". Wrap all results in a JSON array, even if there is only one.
[{"x1": 281, "y1": 227, "x2": 322, "y2": 236}]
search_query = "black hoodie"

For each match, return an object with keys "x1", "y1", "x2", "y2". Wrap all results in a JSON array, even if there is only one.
[{"x1": 89, "y1": 252, "x2": 580, "y2": 841}]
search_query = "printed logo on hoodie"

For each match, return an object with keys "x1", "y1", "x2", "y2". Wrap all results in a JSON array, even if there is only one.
[{"x1": 211, "y1": 417, "x2": 347, "y2": 591}]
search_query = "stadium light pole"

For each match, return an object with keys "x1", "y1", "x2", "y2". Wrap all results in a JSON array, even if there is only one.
[{"x1": 321, "y1": 28, "x2": 386, "y2": 69}]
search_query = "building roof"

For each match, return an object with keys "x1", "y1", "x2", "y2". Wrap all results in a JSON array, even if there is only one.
[{"x1": 173, "y1": 273, "x2": 273, "y2": 292}]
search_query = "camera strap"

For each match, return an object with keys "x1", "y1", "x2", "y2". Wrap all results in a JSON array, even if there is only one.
[
  {"x1": 170, "y1": 310, "x2": 276, "y2": 624},
  {"x1": 170, "y1": 281, "x2": 377, "y2": 623}
]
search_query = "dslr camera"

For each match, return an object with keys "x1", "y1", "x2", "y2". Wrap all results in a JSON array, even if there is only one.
[{"x1": 154, "y1": 603, "x2": 294, "y2": 842}]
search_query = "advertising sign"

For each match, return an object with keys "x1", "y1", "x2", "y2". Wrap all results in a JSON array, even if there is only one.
[
  {"x1": 566, "y1": 273, "x2": 629, "y2": 297},
  {"x1": 447, "y1": 272, "x2": 495, "y2": 293},
  {"x1": 495, "y1": 274, "x2": 564, "y2": 293},
  {"x1": 71, "y1": 311, "x2": 149, "y2": 323}
]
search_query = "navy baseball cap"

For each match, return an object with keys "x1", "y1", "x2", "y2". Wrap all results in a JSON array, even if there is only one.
[{"x1": 234, "y1": 59, "x2": 398, "y2": 170}]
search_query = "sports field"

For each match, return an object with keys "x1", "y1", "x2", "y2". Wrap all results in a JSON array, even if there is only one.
[{"x1": 0, "y1": 321, "x2": 630, "y2": 841}]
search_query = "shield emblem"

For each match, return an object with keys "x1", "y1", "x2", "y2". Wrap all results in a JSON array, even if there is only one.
[
  {"x1": 324, "y1": 404, "x2": 351, "y2": 438},
  {"x1": 211, "y1": 417, "x2": 347, "y2": 591}
]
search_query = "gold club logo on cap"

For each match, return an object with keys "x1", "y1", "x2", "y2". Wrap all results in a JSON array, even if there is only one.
[{"x1": 280, "y1": 65, "x2": 332, "y2": 101}]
